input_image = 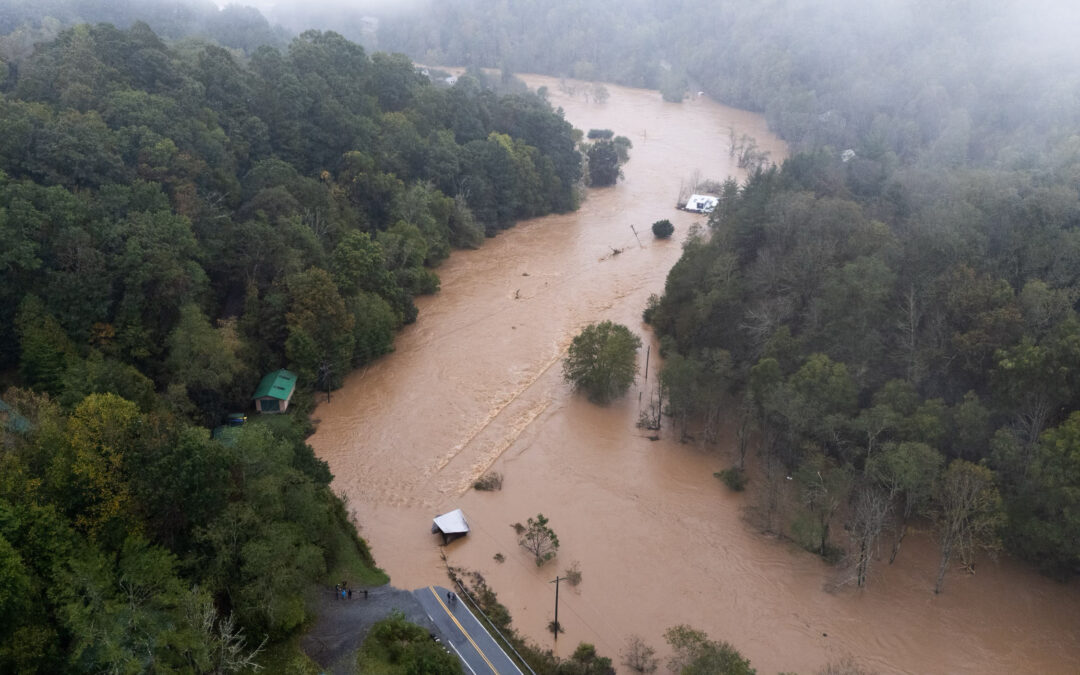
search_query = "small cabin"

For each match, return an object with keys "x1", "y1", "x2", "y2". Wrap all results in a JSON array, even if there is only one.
[
  {"x1": 432, "y1": 508, "x2": 470, "y2": 545},
  {"x1": 252, "y1": 369, "x2": 297, "y2": 414},
  {"x1": 685, "y1": 194, "x2": 718, "y2": 213}
]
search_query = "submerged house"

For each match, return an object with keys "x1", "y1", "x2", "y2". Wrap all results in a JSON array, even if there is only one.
[
  {"x1": 684, "y1": 194, "x2": 719, "y2": 213},
  {"x1": 432, "y1": 508, "x2": 470, "y2": 545},
  {"x1": 252, "y1": 369, "x2": 297, "y2": 414}
]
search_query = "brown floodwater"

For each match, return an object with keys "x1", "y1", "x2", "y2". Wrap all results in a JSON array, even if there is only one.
[{"x1": 309, "y1": 75, "x2": 1080, "y2": 674}]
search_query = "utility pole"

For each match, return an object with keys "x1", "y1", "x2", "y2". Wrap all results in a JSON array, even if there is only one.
[
  {"x1": 644, "y1": 345, "x2": 650, "y2": 382},
  {"x1": 550, "y1": 575, "x2": 564, "y2": 638},
  {"x1": 630, "y1": 224, "x2": 643, "y2": 248}
]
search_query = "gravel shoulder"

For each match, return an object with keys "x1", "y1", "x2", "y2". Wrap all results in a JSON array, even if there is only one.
[{"x1": 300, "y1": 584, "x2": 439, "y2": 674}]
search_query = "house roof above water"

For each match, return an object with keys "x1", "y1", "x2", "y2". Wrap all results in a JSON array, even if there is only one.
[
  {"x1": 252, "y1": 369, "x2": 297, "y2": 400},
  {"x1": 432, "y1": 508, "x2": 470, "y2": 535}
]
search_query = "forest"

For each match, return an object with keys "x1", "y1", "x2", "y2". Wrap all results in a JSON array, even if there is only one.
[
  {"x1": 378, "y1": 0, "x2": 1080, "y2": 585},
  {"x1": 0, "y1": 15, "x2": 583, "y2": 672},
  {"x1": 3, "y1": 0, "x2": 1080, "y2": 671}
]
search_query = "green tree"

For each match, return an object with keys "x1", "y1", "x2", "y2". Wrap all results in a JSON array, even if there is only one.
[
  {"x1": 563, "y1": 321, "x2": 642, "y2": 403},
  {"x1": 166, "y1": 304, "x2": 246, "y2": 420},
  {"x1": 519, "y1": 513, "x2": 559, "y2": 566},
  {"x1": 15, "y1": 295, "x2": 75, "y2": 396},
  {"x1": 1003, "y1": 411, "x2": 1080, "y2": 577},
  {"x1": 285, "y1": 268, "x2": 355, "y2": 389},
  {"x1": 559, "y1": 643, "x2": 614, "y2": 675},
  {"x1": 664, "y1": 625, "x2": 755, "y2": 675},
  {"x1": 359, "y1": 610, "x2": 463, "y2": 674},
  {"x1": 0, "y1": 534, "x2": 31, "y2": 638},
  {"x1": 59, "y1": 393, "x2": 142, "y2": 542},
  {"x1": 586, "y1": 140, "x2": 620, "y2": 187}
]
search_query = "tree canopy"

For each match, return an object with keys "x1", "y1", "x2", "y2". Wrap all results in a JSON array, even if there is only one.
[
  {"x1": 0, "y1": 17, "x2": 583, "y2": 672},
  {"x1": 563, "y1": 321, "x2": 642, "y2": 403}
]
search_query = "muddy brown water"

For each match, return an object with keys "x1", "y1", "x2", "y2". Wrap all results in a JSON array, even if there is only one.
[{"x1": 310, "y1": 75, "x2": 1080, "y2": 674}]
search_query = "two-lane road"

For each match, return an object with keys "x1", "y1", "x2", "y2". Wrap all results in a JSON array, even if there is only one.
[{"x1": 414, "y1": 585, "x2": 524, "y2": 675}]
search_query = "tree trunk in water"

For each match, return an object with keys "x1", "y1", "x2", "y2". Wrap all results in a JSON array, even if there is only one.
[
  {"x1": 889, "y1": 521, "x2": 908, "y2": 564},
  {"x1": 934, "y1": 540, "x2": 953, "y2": 594},
  {"x1": 856, "y1": 539, "x2": 869, "y2": 588}
]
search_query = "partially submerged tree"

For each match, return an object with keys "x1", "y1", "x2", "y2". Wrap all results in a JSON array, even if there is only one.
[
  {"x1": 652, "y1": 219, "x2": 674, "y2": 239},
  {"x1": 664, "y1": 625, "x2": 756, "y2": 675},
  {"x1": 622, "y1": 634, "x2": 659, "y2": 674},
  {"x1": 933, "y1": 460, "x2": 1004, "y2": 593},
  {"x1": 866, "y1": 442, "x2": 943, "y2": 563},
  {"x1": 793, "y1": 452, "x2": 852, "y2": 559},
  {"x1": 846, "y1": 478, "x2": 892, "y2": 587},
  {"x1": 519, "y1": 513, "x2": 559, "y2": 566},
  {"x1": 563, "y1": 321, "x2": 642, "y2": 403},
  {"x1": 586, "y1": 140, "x2": 621, "y2": 186}
]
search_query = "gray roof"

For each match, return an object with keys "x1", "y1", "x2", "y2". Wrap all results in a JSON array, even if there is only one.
[{"x1": 432, "y1": 508, "x2": 470, "y2": 535}]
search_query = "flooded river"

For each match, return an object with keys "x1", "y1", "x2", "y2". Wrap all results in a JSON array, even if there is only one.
[{"x1": 309, "y1": 75, "x2": 1080, "y2": 674}]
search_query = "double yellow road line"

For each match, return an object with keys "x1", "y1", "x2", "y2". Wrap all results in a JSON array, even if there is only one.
[{"x1": 428, "y1": 585, "x2": 500, "y2": 674}]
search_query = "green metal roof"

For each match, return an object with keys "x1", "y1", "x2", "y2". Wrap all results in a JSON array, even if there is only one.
[{"x1": 252, "y1": 369, "x2": 297, "y2": 400}]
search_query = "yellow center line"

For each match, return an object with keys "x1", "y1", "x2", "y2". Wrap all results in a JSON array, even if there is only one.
[{"x1": 428, "y1": 586, "x2": 500, "y2": 674}]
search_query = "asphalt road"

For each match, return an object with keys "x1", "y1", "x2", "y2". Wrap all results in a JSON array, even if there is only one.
[{"x1": 413, "y1": 585, "x2": 524, "y2": 675}]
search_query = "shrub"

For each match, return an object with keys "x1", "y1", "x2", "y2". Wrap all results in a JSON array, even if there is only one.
[
  {"x1": 715, "y1": 467, "x2": 747, "y2": 491},
  {"x1": 652, "y1": 219, "x2": 675, "y2": 238},
  {"x1": 642, "y1": 293, "x2": 661, "y2": 324},
  {"x1": 622, "y1": 635, "x2": 659, "y2": 674},
  {"x1": 587, "y1": 128, "x2": 614, "y2": 140},
  {"x1": 473, "y1": 471, "x2": 503, "y2": 491},
  {"x1": 565, "y1": 560, "x2": 582, "y2": 586}
]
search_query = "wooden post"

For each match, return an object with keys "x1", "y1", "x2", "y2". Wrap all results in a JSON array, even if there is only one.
[{"x1": 644, "y1": 345, "x2": 651, "y2": 382}]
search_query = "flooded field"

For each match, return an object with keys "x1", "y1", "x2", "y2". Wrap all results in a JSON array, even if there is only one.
[{"x1": 309, "y1": 75, "x2": 1080, "y2": 674}]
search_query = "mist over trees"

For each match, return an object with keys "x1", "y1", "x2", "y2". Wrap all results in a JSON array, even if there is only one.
[{"x1": 0, "y1": 0, "x2": 289, "y2": 58}]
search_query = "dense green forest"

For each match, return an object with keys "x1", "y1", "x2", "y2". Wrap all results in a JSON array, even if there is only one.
[
  {"x1": 0, "y1": 17, "x2": 582, "y2": 672},
  {"x1": 378, "y1": 0, "x2": 1080, "y2": 583}
]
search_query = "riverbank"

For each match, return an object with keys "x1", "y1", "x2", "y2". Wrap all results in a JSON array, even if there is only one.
[{"x1": 309, "y1": 75, "x2": 1080, "y2": 674}]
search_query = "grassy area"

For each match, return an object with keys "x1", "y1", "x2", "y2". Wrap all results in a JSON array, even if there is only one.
[
  {"x1": 246, "y1": 409, "x2": 311, "y2": 437},
  {"x1": 248, "y1": 409, "x2": 390, "y2": 588},
  {"x1": 257, "y1": 633, "x2": 323, "y2": 674},
  {"x1": 324, "y1": 511, "x2": 390, "y2": 587}
]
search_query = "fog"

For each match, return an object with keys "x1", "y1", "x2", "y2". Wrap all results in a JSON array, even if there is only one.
[{"x1": 2, "y1": 1, "x2": 1079, "y2": 672}]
